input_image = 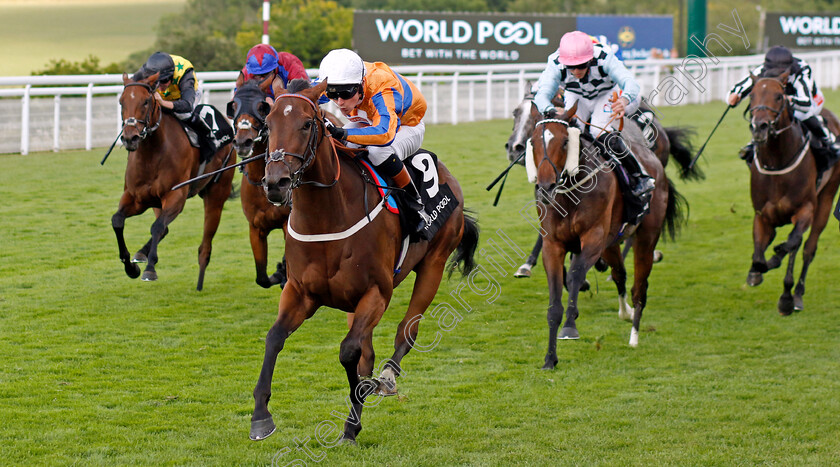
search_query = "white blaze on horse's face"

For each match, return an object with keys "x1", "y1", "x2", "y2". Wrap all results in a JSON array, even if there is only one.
[
  {"x1": 543, "y1": 128, "x2": 554, "y2": 146},
  {"x1": 283, "y1": 105, "x2": 293, "y2": 116}
]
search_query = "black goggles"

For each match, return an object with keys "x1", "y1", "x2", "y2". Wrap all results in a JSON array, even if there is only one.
[
  {"x1": 326, "y1": 85, "x2": 359, "y2": 100},
  {"x1": 566, "y1": 62, "x2": 590, "y2": 71}
]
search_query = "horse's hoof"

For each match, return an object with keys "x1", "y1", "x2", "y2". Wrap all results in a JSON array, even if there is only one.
[
  {"x1": 141, "y1": 270, "x2": 157, "y2": 282},
  {"x1": 746, "y1": 272, "x2": 763, "y2": 287},
  {"x1": 558, "y1": 327, "x2": 579, "y2": 339},
  {"x1": 767, "y1": 256, "x2": 782, "y2": 270},
  {"x1": 793, "y1": 295, "x2": 804, "y2": 312},
  {"x1": 778, "y1": 296, "x2": 795, "y2": 316},
  {"x1": 132, "y1": 252, "x2": 147, "y2": 263},
  {"x1": 580, "y1": 279, "x2": 591, "y2": 292},
  {"x1": 629, "y1": 328, "x2": 639, "y2": 347},
  {"x1": 653, "y1": 250, "x2": 664, "y2": 263},
  {"x1": 513, "y1": 265, "x2": 532, "y2": 278},
  {"x1": 123, "y1": 260, "x2": 141, "y2": 279},
  {"x1": 339, "y1": 436, "x2": 358, "y2": 446},
  {"x1": 541, "y1": 362, "x2": 556, "y2": 370},
  {"x1": 250, "y1": 417, "x2": 276, "y2": 441}
]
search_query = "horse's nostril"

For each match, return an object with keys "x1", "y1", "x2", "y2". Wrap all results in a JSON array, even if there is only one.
[
  {"x1": 504, "y1": 142, "x2": 510, "y2": 150},
  {"x1": 514, "y1": 144, "x2": 525, "y2": 152}
]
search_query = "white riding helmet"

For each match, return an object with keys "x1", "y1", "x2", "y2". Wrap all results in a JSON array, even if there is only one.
[{"x1": 318, "y1": 49, "x2": 366, "y2": 85}]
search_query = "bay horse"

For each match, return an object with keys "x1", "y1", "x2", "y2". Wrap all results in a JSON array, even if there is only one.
[
  {"x1": 532, "y1": 104, "x2": 686, "y2": 368},
  {"x1": 744, "y1": 71, "x2": 840, "y2": 314},
  {"x1": 112, "y1": 72, "x2": 235, "y2": 291},
  {"x1": 508, "y1": 96, "x2": 698, "y2": 277},
  {"x1": 250, "y1": 79, "x2": 479, "y2": 443},
  {"x1": 227, "y1": 78, "x2": 290, "y2": 288}
]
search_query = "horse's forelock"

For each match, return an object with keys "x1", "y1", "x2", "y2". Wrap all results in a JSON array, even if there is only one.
[{"x1": 287, "y1": 78, "x2": 311, "y2": 94}]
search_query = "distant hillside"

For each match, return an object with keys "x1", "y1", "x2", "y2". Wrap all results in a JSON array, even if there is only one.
[{"x1": 0, "y1": 0, "x2": 185, "y2": 76}]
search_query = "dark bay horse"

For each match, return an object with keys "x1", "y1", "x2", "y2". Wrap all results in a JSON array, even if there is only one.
[
  {"x1": 250, "y1": 80, "x2": 479, "y2": 443},
  {"x1": 227, "y1": 78, "x2": 290, "y2": 288},
  {"x1": 507, "y1": 92, "x2": 700, "y2": 277},
  {"x1": 113, "y1": 72, "x2": 235, "y2": 290},
  {"x1": 744, "y1": 72, "x2": 840, "y2": 314},
  {"x1": 532, "y1": 104, "x2": 686, "y2": 368}
]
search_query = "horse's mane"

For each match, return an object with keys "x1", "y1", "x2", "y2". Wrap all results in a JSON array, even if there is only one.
[{"x1": 287, "y1": 78, "x2": 311, "y2": 93}]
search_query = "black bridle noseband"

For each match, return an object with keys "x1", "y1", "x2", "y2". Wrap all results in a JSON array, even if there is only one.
[
  {"x1": 265, "y1": 93, "x2": 338, "y2": 191},
  {"x1": 121, "y1": 82, "x2": 162, "y2": 140}
]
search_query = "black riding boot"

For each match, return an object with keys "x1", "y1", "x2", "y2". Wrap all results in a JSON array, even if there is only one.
[
  {"x1": 376, "y1": 155, "x2": 429, "y2": 234},
  {"x1": 739, "y1": 141, "x2": 755, "y2": 164},
  {"x1": 599, "y1": 132, "x2": 655, "y2": 197},
  {"x1": 803, "y1": 115, "x2": 840, "y2": 171}
]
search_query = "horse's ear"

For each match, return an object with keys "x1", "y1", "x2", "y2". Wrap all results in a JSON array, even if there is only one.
[
  {"x1": 271, "y1": 76, "x2": 286, "y2": 97},
  {"x1": 257, "y1": 101, "x2": 271, "y2": 119},
  {"x1": 145, "y1": 72, "x2": 160, "y2": 87},
  {"x1": 259, "y1": 76, "x2": 273, "y2": 94},
  {"x1": 122, "y1": 72, "x2": 131, "y2": 85},
  {"x1": 749, "y1": 71, "x2": 757, "y2": 84},
  {"x1": 561, "y1": 101, "x2": 578, "y2": 122},
  {"x1": 305, "y1": 80, "x2": 329, "y2": 102},
  {"x1": 235, "y1": 72, "x2": 245, "y2": 89},
  {"x1": 777, "y1": 70, "x2": 790, "y2": 85},
  {"x1": 226, "y1": 101, "x2": 236, "y2": 119}
]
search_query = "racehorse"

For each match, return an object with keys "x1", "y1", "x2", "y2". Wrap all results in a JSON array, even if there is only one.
[
  {"x1": 227, "y1": 78, "x2": 290, "y2": 288},
  {"x1": 507, "y1": 90, "x2": 700, "y2": 277},
  {"x1": 533, "y1": 103, "x2": 686, "y2": 367},
  {"x1": 112, "y1": 72, "x2": 235, "y2": 291},
  {"x1": 744, "y1": 72, "x2": 840, "y2": 314},
  {"x1": 250, "y1": 79, "x2": 479, "y2": 443}
]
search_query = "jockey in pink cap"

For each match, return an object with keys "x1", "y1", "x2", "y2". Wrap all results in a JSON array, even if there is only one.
[{"x1": 534, "y1": 30, "x2": 654, "y2": 201}]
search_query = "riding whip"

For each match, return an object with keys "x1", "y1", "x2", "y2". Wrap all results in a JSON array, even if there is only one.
[
  {"x1": 172, "y1": 151, "x2": 265, "y2": 191},
  {"x1": 100, "y1": 128, "x2": 124, "y2": 165},
  {"x1": 689, "y1": 104, "x2": 732, "y2": 169},
  {"x1": 486, "y1": 151, "x2": 526, "y2": 206}
]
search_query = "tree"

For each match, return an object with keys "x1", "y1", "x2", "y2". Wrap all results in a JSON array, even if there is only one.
[
  {"x1": 259, "y1": 0, "x2": 353, "y2": 68},
  {"x1": 32, "y1": 55, "x2": 122, "y2": 76}
]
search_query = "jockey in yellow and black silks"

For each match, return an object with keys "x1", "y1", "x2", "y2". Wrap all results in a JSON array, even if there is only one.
[{"x1": 134, "y1": 52, "x2": 200, "y2": 121}]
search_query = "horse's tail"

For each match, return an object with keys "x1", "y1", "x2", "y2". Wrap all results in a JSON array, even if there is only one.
[
  {"x1": 664, "y1": 126, "x2": 705, "y2": 181},
  {"x1": 448, "y1": 209, "x2": 480, "y2": 278},
  {"x1": 663, "y1": 178, "x2": 689, "y2": 241}
]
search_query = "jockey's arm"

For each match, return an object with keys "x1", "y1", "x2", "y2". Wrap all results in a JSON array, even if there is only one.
[
  {"x1": 534, "y1": 55, "x2": 563, "y2": 114},
  {"x1": 789, "y1": 71, "x2": 813, "y2": 114},
  {"x1": 344, "y1": 89, "x2": 400, "y2": 147},
  {"x1": 165, "y1": 69, "x2": 197, "y2": 115},
  {"x1": 602, "y1": 52, "x2": 640, "y2": 109},
  {"x1": 728, "y1": 65, "x2": 764, "y2": 106}
]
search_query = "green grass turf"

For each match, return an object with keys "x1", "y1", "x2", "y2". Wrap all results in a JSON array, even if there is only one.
[
  {"x1": 0, "y1": 1, "x2": 184, "y2": 76},
  {"x1": 1, "y1": 94, "x2": 839, "y2": 465}
]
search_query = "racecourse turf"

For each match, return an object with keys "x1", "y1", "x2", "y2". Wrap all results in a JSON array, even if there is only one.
[{"x1": 1, "y1": 95, "x2": 839, "y2": 465}]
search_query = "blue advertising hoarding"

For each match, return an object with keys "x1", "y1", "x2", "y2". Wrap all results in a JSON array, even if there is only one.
[{"x1": 577, "y1": 15, "x2": 674, "y2": 60}]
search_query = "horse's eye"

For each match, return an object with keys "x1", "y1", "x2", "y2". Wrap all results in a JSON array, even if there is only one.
[{"x1": 302, "y1": 121, "x2": 312, "y2": 131}]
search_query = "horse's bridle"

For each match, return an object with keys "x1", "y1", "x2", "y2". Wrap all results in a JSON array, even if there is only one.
[
  {"x1": 535, "y1": 118, "x2": 571, "y2": 186},
  {"x1": 121, "y1": 82, "x2": 162, "y2": 140},
  {"x1": 265, "y1": 93, "x2": 339, "y2": 190},
  {"x1": 745, "y1": 80, "x2": 795, "y2": 137}
]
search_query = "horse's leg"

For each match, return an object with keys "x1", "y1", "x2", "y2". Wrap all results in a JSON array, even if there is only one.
[
  {"x1": 777, "y1": 214, "x2": 811, "y2": 315},
  {"x1": 794, "y1": 185, "x2": 838, "y2": 310},
  {"x1": 621, "y1": 236, "x2": 633, "y2": 260},
  {"x1": 250, "y1": 284, "x2": 314, "y2": 441},
  {"x1": 249, "y1": 225, "x2": 273, "y2": 288},
  {"x1": 747, "y1": 215, "x2": 775, "y2": 286},
  {"x1": 541, "y1": 239, "x2": 566, "y2": 369},
  {"x1": 515, "y1": 234, "x2": 543, "y2": 278},
  {"x1": 195, "y1": 172, "x2": 233, "y2": 291},
  {"x1": 142, "y1": 192, "x2": 187, "y2": 283},
  {"x1": 560, "y1": 242, "x2": 602, "y2": 340},
  {"x1": 133, "y1": 208, "x2": 168, "y2": 263},
  {"x1": 111, "y1": 193, "x2": 142, "y2": 279},
  {"x1": 339, "y1": 288, "x2": 389, "y2": 444},
  {"x1": 601, "y1": 244, "x2": 632, "y2": 321},
  {"x1": 269, "y1": 255, "x2": 287, "y2": 288},
  {"x1": 629, "y1": 230, "x2": 659, "y2": 347},
  {"x1": 383, "y1": 255, "x2": 448, "y2": 394}
]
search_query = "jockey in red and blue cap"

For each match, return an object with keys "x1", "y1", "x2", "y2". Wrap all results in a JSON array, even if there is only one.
[{"x1": 237, "y1": 44, "x2": 308, "y2": 99}]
